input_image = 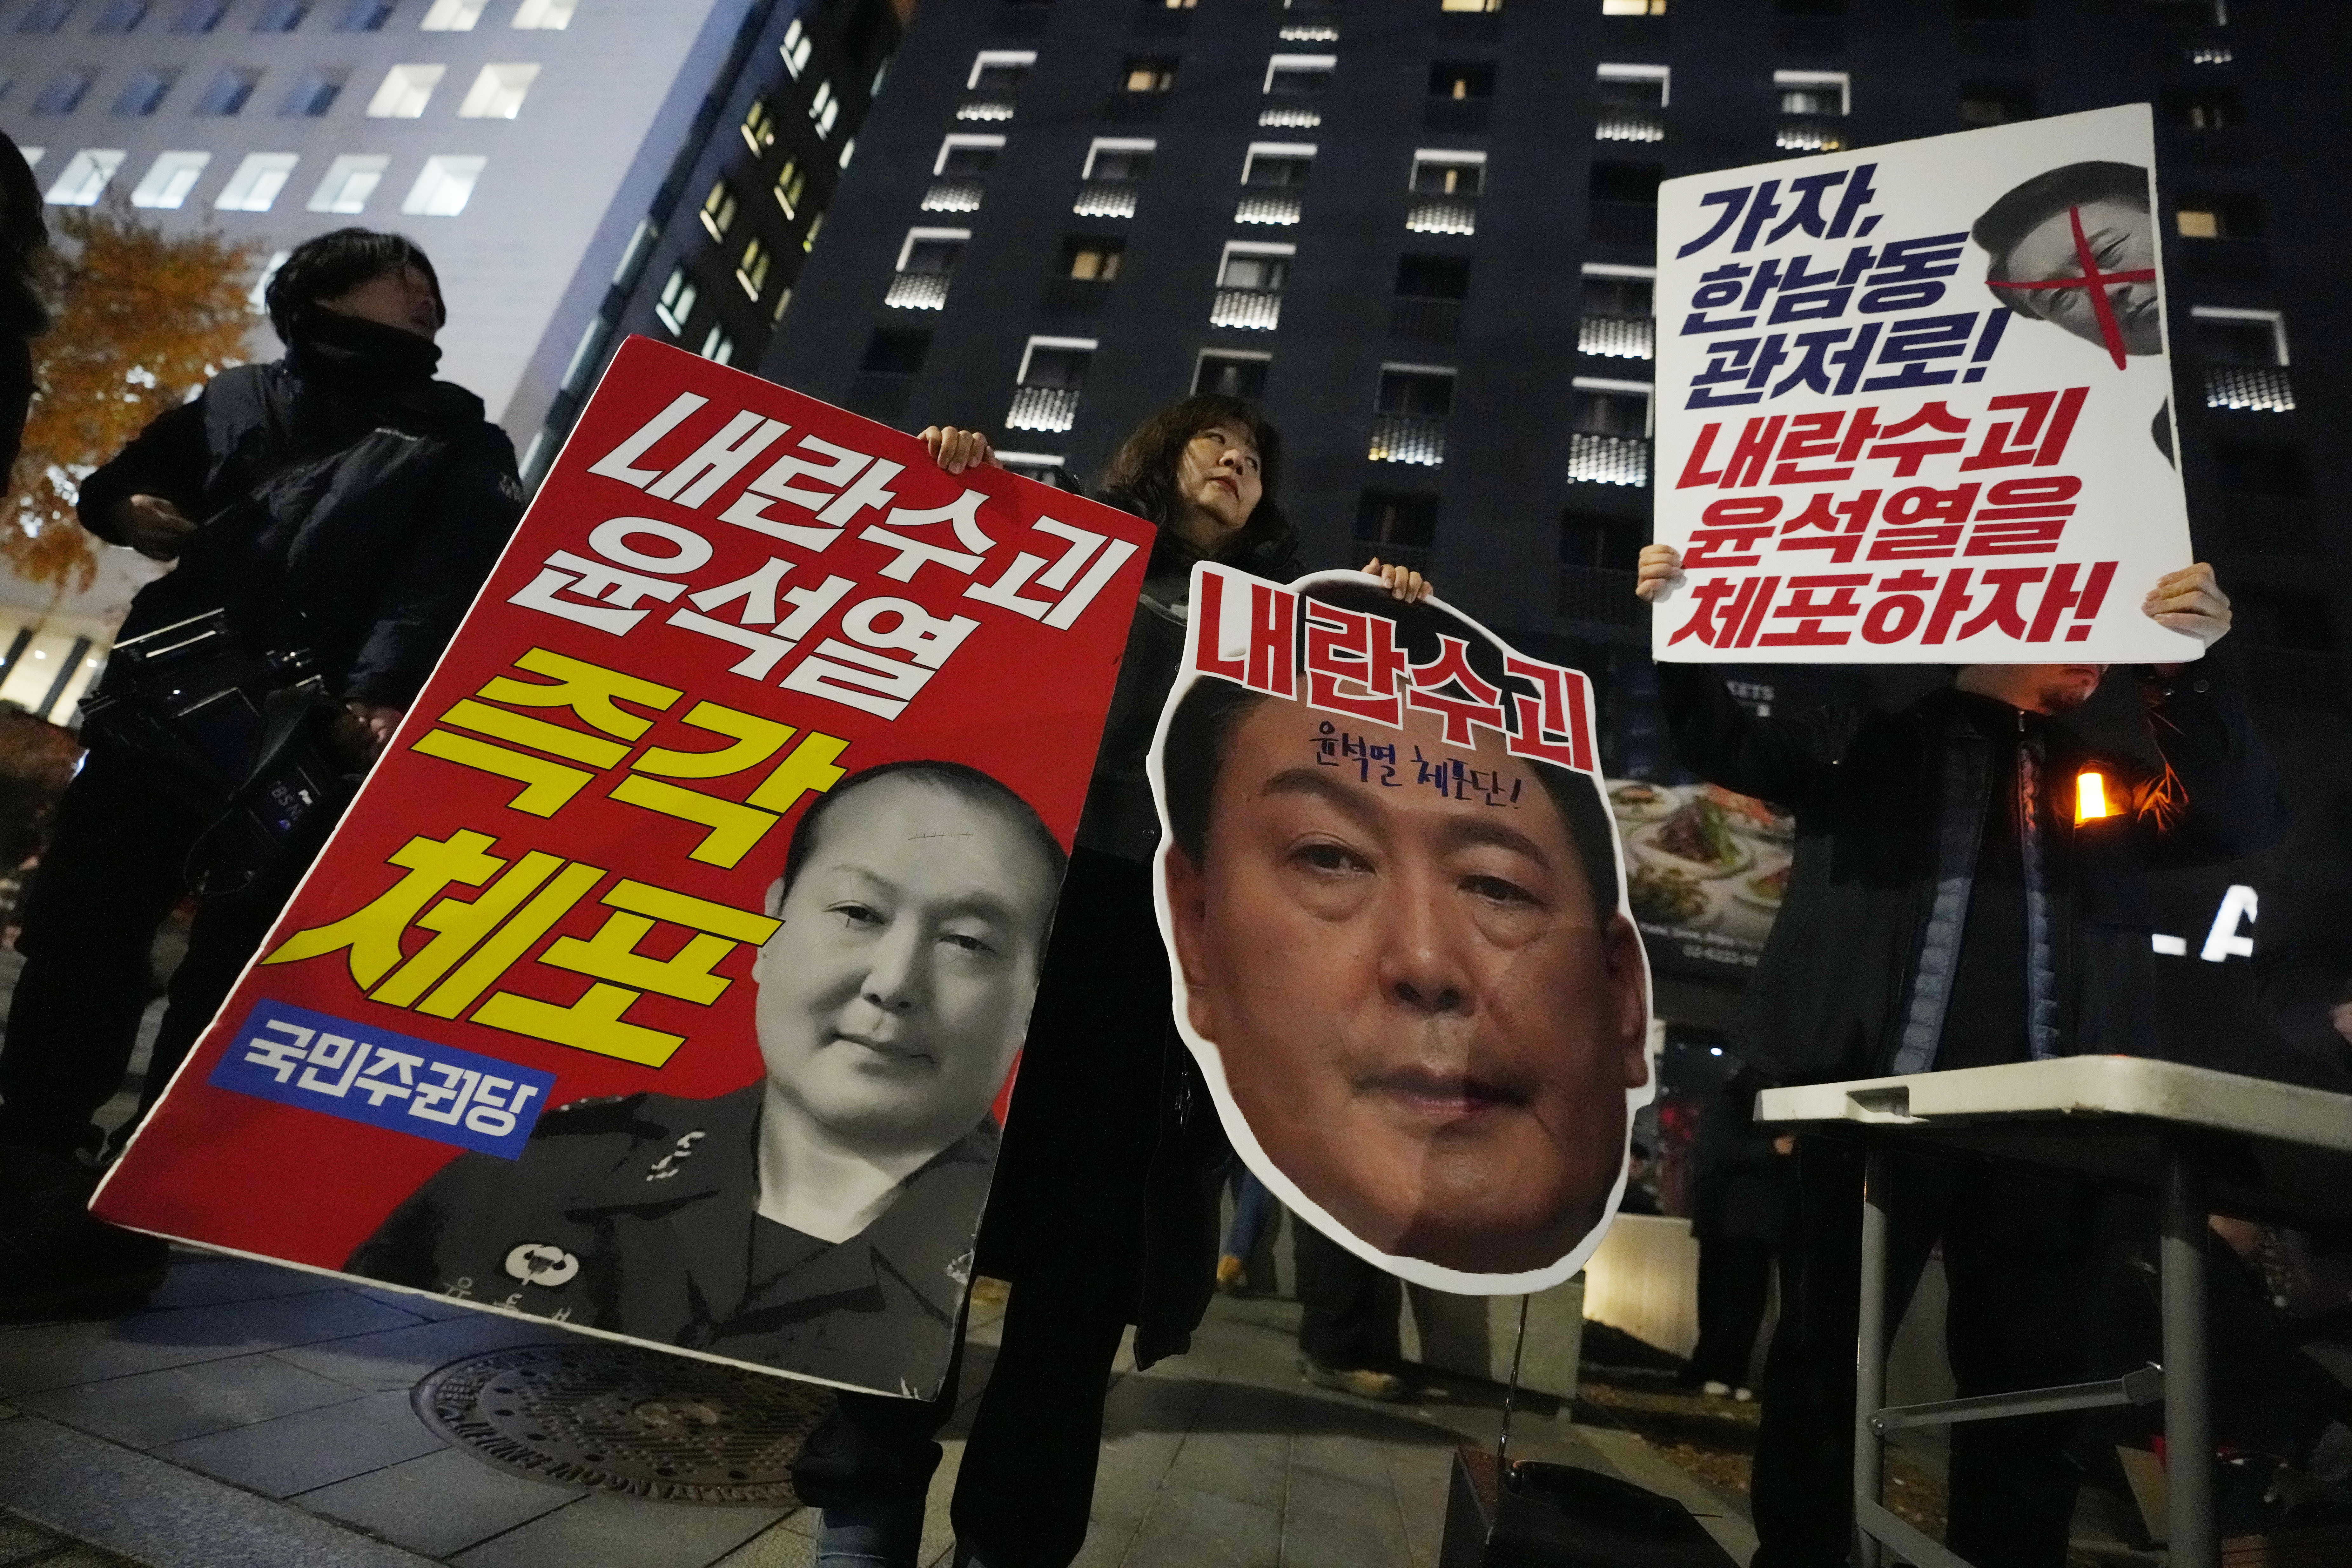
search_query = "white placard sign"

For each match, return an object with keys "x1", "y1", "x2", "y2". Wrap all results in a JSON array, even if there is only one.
[{"x1": 1650, "y1": 104, "x2": 2202, "y2": 665}]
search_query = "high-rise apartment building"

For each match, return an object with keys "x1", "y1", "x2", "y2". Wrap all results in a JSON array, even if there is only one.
[
  {"x1": 0, "y1": 0, "x2": 902, "y2": 719},
  {"x1": 767, "y1": 0, "x2": 2343, "y2": 725},
  {"x1": 766, "y1": 0, "x2": 2348, "y2": 1041}
]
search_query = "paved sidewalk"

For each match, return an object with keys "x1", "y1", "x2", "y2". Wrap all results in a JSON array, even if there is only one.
[{"x1": 0, "y1": 1248, "x2": 1755, "y2": 1568}]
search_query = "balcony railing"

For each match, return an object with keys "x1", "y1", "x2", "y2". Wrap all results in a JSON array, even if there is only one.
[
  {"x1": 1209, "y1": 287, "x2": 1281, "y2": 331},
  {"x1": 1006, "y1": 385, "x2": 1082, "y2": 433},
  {"x1": 1596, "y1": 108, "x2": 1666, "y2": 143},
  {"x1": 2205, "y1": 364, "x2": 2295, "y2": 413},
  {"x1": 956, "y1": 91, "x2": 1017, "y2": 122},
  {"x1": 1556, "y1": 565, "x2": 1643, "y2": 629},
  {"x1": 1776, "y1": 119, "x2": 1849, "y2": 153},
  {"x1": 921, "y1": 177, "x2": 985, "y2": 213},
  {"x1": 1565, "y1": 434, "x2": 1650, "y2": 488},
  {"x1": 1389, "y1": 297, "x2": 1462, "y2": 343},
  {"x1": 1235, "y1": 189, "x2": 1302, "y2": 225},
  {"x1": 1259, "y1": 104, "x2": 1322, "y2": 128},
  {"x1": 1578, "y1": 313, "x2": 1655, "y2": 360},
  {"x1": 1279, "y1": 22, "x2": 1338, "y2": 41},
  {"x1": 884, "y1": 272, "x2": 949, "y2": 311},
  {"x1": 1073, "y1": 178, "x2": 1141, "y2": 218},
  {"x1": 1368, "y1": 414, "x2": 1447, "y2": 467},
  {"x1": 1406, "y1": 194, "x2": 1478, "y2": 235}
]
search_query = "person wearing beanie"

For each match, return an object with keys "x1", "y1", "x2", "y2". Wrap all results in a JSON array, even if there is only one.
[{"x1": 0, "y1": 229, "x2": 523, "y2": 1300}]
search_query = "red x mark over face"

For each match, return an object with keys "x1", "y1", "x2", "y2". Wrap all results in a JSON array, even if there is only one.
[{"x1": 1986, "y1": 203, "x2": 2159, "y2": 370}]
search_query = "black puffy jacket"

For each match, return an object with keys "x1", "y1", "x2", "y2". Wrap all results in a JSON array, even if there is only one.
[
  {"x1": 1660, "y1": 662, "x2": 2288, "y2": 1086},
  {"x1": 78, "y1": 313, "x2": 524, "y2": 708}
]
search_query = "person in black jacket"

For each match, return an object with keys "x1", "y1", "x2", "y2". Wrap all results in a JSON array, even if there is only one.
[
  {"x1": 0, "y1": 228, "x2": 523, "y2": 1172},
  {"x1": 790, "y1": 400, "x2": 1427, "y2": 1568},
  {"x1": 1635, "y1": 543, "x2": 2283, "y2": 1568}
]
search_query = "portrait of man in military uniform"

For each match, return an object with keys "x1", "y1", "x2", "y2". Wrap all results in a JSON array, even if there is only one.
[{"x1": 346, "y1": 760, "x2": 1068, "y2": 1398}]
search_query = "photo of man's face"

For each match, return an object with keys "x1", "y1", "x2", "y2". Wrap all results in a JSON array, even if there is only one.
[
  {"x1": 1997, "y1": 194, "x2": 2160, "y2": 357},
  {"x1": 756, "y1": 774, "x2": 1060, "y2": 1159},
  {"x1": 1164, "y1": 692, "x2": 1650, "y2": 1278}
]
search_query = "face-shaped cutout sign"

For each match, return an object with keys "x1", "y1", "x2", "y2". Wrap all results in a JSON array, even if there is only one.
[{"x1": 1151, "y1": 568, "x2": 1655, "y2": 1292}]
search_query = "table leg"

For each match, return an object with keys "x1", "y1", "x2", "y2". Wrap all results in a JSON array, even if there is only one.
[
  {"x1": 2161, "y1": 1144, "x2": 2214, "y2": 1568},
  {"x1": 1854, "y1": 1146, "x2": 1890, "y2": 1568}
]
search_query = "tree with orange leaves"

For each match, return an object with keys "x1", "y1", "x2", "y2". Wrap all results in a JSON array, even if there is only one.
[{"x1": 3, "y1": 199, "x2": 256, "y2": 598}]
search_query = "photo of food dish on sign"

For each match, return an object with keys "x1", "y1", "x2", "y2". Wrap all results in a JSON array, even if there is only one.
[{"x1": 1608, "y1": 776, "x2": 1792, "y2": 979}]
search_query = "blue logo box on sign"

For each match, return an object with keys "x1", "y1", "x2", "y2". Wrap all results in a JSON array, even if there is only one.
[{"x1": 208, "y1": 1001, "x2": 556, "y2": 1160}]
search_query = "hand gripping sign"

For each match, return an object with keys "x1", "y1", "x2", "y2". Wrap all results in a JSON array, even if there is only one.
[
  {"x1": 94, "y1": 338, "x2": 1154, "y2": 1400},
  {"x1": 1651, "y1": 104, "x2": 2204, "y2": 665},
  {"x1": 1151, "y1": 567, "x2": 1656, "y2": 1294}
]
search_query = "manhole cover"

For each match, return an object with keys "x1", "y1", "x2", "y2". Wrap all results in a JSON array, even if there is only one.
[{"x1": 413, "y1": 1343, "x2": 833, "y2": 1504}]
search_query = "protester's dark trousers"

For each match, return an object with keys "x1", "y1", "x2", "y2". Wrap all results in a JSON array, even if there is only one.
[
  {"x1": 1687, "y1": 1235, "x2": 1775, "y2": 1390},
  {"x1": 1750, "y1": 1138, "x2": 2099, "y2": 1568},
  {"x1": 1294, "y1": 1218, "x2": 1402, "y2": 1370},
  {"x1": 0, "y1": 752, "x2": 203, "y2": 1157},
  {"x1": 793, "y1": 1255, "x2": 1131, "y2": 1568}
]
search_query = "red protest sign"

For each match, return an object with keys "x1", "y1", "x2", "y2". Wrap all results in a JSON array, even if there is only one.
[{"x1": 94, "y1": 337, "x2": 1153, "y2": 1397}]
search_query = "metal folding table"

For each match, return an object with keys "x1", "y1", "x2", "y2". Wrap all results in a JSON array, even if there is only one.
[{"x1": 1756, "y1": 1056, "x2": 2352, "y2": 1568}]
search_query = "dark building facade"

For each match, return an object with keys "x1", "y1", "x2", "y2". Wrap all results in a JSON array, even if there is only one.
[
  {"x1": 762, "y1": 0, "x2": 2351, "y2": 1051},
  {"x1": 522, "y1": 0, "x2": 905, "y2": 483}
]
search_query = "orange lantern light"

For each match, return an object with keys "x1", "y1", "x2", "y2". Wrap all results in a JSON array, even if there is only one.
[{"x1": 2075, "y1": 769, "x2": 2113, "y2": 825}]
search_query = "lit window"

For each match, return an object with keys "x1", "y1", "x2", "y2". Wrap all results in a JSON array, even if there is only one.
[
  {"x1": 809, "y1": 78, "x2": 839, "y2": 137},
  {"x1": 111, "y1": 70, "x2": 178, "y2": 117},
  {"x1": 773, "y1": 159, "x2": 806, "y2": 219},
  {"x1": 1429, "y1": 61, "x2": 1494, "y2": 101},
  {"x1": 512, "y1": 0, "x2": 576, "y2": 27},
  {"x1": 193, "y1": 69, "x2": 260, "y2": 116},
  {"x1": 2175, "y1": 192, "x2": 2261, "y2": 240},
  {"x1": 368, "y1": 63, "x2": 445, "y2": 118},
  {"x1": 737, "y1": 236, "x2": 771, "y2": 301},
  {"x1": 1194, "y1": 351, "x2": 1269, "y2": 400},
  {"x1": 32, "y1": 72, "x2": 93, "y2": 116},
  {"x1": 700, "y1": 324, "x2": 734, "y2": 366},
  {"x1": 1440, "y1": 0, "x2": 1500, "y2": 10},
  {"x1": 130, "y1": 149, "x2": 209, "y2": 208},
  {"x1": 14, "y1": 150, "x2": 42, "y2": 171},
  {"x1": 308, "y1": 153, "x2": 387, "y2": 212},
  {"x1": 1217, "y1": 242, "x2": 1291, "y2": 293},
  {"x1": 214, "y1": 151, "x2": 299, "y2": 211},
  {"x1": 1409, "y1": 149, "x2": 1484, "y2": 196},
  {"x1": 741, "y1": 98, "x2": 777, "y2": 154},
  {"x1": 419, "y1": 0, "x2": 486, "y2": 29},
  {"x1": 700, "y1": 180, "x2": 738, "y2": 240},
  {"x1": 655, "y1": 267, "x2": 698, "y2": 334},
  {"x1": 279, "y1": 68, "x2": 346, "y2": 117},
  {"x1": 93, "y1": 0, "x2": 150, "y2": 34},
  {"x1": 838, "y1": 136, "x2": 855, "y2": 170},
  {"x1": 402, "y1": 153, "x2": 485, "y2": 215},
  {"x1": 801, "y1": 209, "x2": 824, "y2": 253},
  {"x1": 771, "y1": 286, "x2": 793, "y2": 326},
  {"x1": 458, "y1": 62, "x2": 538, "y2": 118},
  {"x1": 253, "y1": 1, "x2": 310, "y2": 31},
  {"x1": 1601, "y1": 0, "x2": 1666, "y2": 12},
  {"x1": 1065, "y1": 238, "x2": 1124, "y2": 280},
  {"x1": 44, "y1": 150, "x2": 128, "y2": 207},
  {"x1": 336, "y1": 0, "x2": 395, "y2": 30},
  {"x1": 781, "y1": 16, "x2": 811, "y2": 75},
  {"x1": 1122, "y1": 57, "x2": 1178, "y2": 93},
  {"x1": 887, "y1": 227, "x2": 965, "y2": 310},
  {"x1": 248, "y1": 249, "x2": 289, "y2": 311},
  {"x1": 1774, "y1": 69, "x2": 1849, "y2": 116}
]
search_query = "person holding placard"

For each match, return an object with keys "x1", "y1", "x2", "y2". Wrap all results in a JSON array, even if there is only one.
[{"x1": 1635, "y1": 545, "x2": 2282, "y2": 1568}]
